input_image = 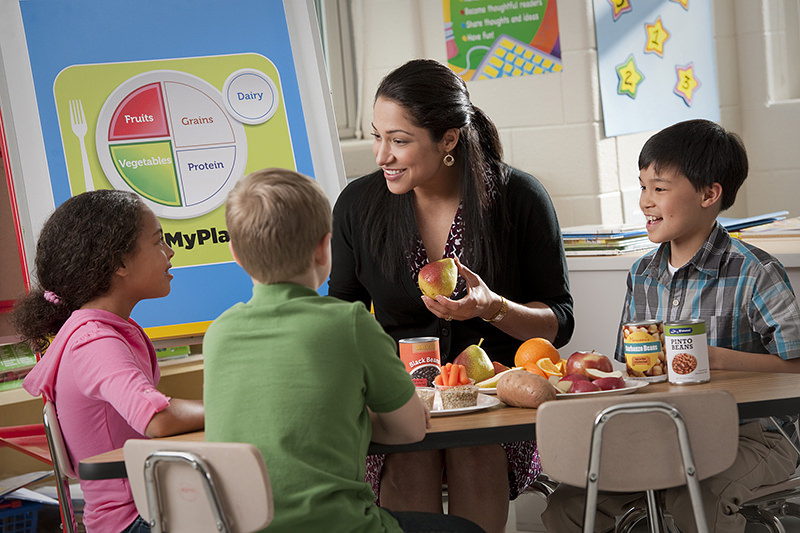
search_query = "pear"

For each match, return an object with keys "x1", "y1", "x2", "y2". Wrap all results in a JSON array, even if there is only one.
[
  {"x1": 453, "y1": 338, "x2": 495, "y2": 383},
  {"x1": 418, "y1": 258, "x2": 458, "y2": 298}
]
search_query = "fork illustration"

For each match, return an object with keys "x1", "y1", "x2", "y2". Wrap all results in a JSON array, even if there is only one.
[{"x1": 69, "y1": 99, "x2": 93, "y2": 192}]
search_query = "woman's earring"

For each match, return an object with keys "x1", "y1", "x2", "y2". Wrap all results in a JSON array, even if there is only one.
[{"x1": 443, "y1": 153, "x2": 455, "y2": 167}]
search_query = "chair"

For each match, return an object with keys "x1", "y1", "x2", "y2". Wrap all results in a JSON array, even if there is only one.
[
  {"x1": 123, "y1": 439, "x2": 273, "y2": 533},
  {"x1": 616, "y1": 415, "x2": 800, "y2": 533},
  {"x1": 42, "y1": 400, "x2": 78, "y2": 533},
  {"x1": 536, "y1": 390, "x2": 739, "y2": 533},
  {"x1": 735, "y1": 415, "x2": 800, "y2": 533}
]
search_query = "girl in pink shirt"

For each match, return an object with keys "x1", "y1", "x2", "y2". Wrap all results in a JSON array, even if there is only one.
[{"x1": 14, "y1": 190, "x2": 204, "y2": 533}]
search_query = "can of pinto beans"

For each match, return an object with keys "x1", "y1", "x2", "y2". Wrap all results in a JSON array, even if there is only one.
[
  {"x1": 399, "y1": 337, "x2": 442, "y2": 387},
  {"x1": 664, "y1": 319, "x2": 710, "y2": 384}
]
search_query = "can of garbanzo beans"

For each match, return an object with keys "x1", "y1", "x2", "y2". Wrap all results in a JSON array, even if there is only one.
[
  {"x1": 664, "y1": 319, "x2": 710, "y2": 384},
  {"x1": 622, "y1": 320, "x2": 667, "y2": 382}
]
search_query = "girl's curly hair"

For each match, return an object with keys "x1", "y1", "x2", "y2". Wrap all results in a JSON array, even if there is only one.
[{"x1": 11, "y1": 190, "x2": 146, "y2": 352}]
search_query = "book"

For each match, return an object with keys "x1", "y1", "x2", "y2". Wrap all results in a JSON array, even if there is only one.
[
  {"x1": 738, "y1": 216, "x2": 800, "y2": 238},
  {"x1": 561, "y1": 223, "x2": 647, "y2": 240},
  {"x1": 717, "y1": 211, "x2": 789, "y2": 232},
  {"x1": 156, "y1": 345, "x2": 191, "y2": 361},
  {"x1": 0, "y1": 342, "x2": 36, "y2": 391}
]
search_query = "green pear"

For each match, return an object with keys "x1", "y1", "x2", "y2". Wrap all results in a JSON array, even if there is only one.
[
  {"x1": 418, "y1": 258, "x2": 458, "y2": 298},
  {"x1": 453, "y1": 338, "x2": 495, "y2": 382}
]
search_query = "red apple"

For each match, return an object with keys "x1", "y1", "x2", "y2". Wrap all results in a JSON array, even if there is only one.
[
  {"x1": 565, "y1": 350, "x2": 613, "y2": 378},
  {"x1": 492, "y1": 361, "x2": 510, "y2": 374},
  {"x1": 555, "y1": 374, "x2": 589, "y2": 393},
  {"x1": 592, "y1": 376, "x2": 626, "y2": 391},
  {"x1": 569, "y1": 380, "x2": 601, "y2": 393}
]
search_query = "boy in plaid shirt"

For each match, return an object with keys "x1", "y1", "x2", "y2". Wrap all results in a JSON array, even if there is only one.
[{"x1": 543, "y1": 119, "x2": 800, "y2": 532}]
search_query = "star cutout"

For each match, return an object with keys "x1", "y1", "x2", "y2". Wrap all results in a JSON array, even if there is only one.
[
  {"x1": 671, "y1": 0, "x2": 689, "y2": 10},
  {"x1": 674, "y1": 64, "x2": 700, "y2": 106},
  {"x1": 644, "y1": 17, "x2": 670, "y2": 57},
  {"x1": 616, "y1": 55, "x2": 644, "y2": 99},
  {"x1": 608, "y1": 0, "x2": 632, "y2": 21}
]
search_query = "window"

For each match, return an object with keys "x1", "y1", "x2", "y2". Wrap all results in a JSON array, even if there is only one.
[
  {"x1": 766, "y1": 0, "x2": 800, "y2": 101},
  {"x1": 314, "y1": 0, "x2": 358, "y2": 138}
]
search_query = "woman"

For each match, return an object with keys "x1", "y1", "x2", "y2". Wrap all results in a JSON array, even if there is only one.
[{"x1": 329, "y1": 58, "x2": 573, "y2": 533}]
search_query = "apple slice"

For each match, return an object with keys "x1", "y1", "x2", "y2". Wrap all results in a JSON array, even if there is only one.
[{"x1": 585, "y1": 368, "x2": 624, "y2": 379}]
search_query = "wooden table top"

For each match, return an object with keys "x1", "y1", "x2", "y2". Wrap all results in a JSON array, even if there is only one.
[{"x1": 78, "y1": 370, "x2": 800, "y2": 480}]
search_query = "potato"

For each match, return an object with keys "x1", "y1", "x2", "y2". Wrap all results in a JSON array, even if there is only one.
[{"x1": 497, "y1": 370, "x2": 557, "y2": 408}]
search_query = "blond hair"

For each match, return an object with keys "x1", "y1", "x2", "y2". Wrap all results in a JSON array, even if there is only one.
[{"x1": 225, "y1": 168, "x2": 331, "y2": 283}]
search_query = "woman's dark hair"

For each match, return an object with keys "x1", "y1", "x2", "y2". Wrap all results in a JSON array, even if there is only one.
[
  {"x1": 638, "y1": 119, "x2": 748, "y2": 211},
  {"x1": 11, "y1": 190, "x2": 146, "y2": 352},
  {"x1": 360, "y1": 58, "x2": 508, "y2": 283}
]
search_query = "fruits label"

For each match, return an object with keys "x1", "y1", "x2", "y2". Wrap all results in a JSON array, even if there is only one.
[
  {"x1": 622, "y1": 320, "x2": 667, "y2": 382},
  {"x1": 399, "y1": 337, "x2": 441, "y2": 387},
  {"x1": 664, "y1": 320, "x2": 710, "y2": 384}
]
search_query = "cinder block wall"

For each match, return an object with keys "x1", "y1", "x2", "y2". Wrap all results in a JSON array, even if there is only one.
[{"x1": 340, "y1": 0, "x2": 799, "y2": 226}]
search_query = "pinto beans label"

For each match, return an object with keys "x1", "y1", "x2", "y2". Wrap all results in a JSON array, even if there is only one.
[{"x1": 664, "y1": 320, "x2": 710, "y2": 384}]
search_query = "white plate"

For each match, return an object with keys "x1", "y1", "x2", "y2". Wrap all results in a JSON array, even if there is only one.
[
  {"x1": 556, "y1": 379, "x2": 648, "y2": 399},
  {"x1": 431, "y1": 393, "x2": 502, "y2": 416}
]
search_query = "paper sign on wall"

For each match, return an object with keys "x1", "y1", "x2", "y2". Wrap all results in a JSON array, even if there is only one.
[
  {"x1": 594, "y1": 0, "x2": 720, "y2": 137},
  {"x1": 443, "y1": 0, "x2": 562, "y2": 81}
]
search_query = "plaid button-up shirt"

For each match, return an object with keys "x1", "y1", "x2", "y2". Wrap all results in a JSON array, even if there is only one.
[{"x1": 614, "y1": 222, "x2": 800, "y2": 362}]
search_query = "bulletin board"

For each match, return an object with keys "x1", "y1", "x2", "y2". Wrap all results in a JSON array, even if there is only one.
[
  {"x1": 0, "y1": 0, "x2": 346, "y2": 339},
  {"x1": 593, "y1": 0, "x2": 720, "y2": 137}
]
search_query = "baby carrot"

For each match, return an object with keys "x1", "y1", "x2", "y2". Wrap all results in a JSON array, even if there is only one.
[
  {"x1": 440, "y1": 365, "x2": 449, "y2": 386},
  {"x1": 434, "y1": 374, "x2": 443, "y2": 386},
  {"x1": 448, "y1": 364, "x2": 458, "y2": 386},
  {"x1": 458, "y1": 364, "x2": 468, "y2": 385}
]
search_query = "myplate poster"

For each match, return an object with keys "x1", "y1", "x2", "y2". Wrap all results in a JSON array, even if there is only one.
[
  {"x1": 13, "y1": 0, "x2": 342, "y2": 338},
  {"x1": 593, "y1": 0, "x2": 720, "y2": 137}
]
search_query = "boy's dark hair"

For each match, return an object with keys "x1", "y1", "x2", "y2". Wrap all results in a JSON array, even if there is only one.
[
  {"x1": 638, "y1": 119, "x2": 748, "y2": 211},
  {"x1": 11, "y1": 190, "x2": 145, "y2": 352}
]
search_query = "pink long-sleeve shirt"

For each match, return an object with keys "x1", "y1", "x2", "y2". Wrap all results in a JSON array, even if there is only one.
[{"x1": 24, "y1": 309, "x2": 170, "y2": 533}]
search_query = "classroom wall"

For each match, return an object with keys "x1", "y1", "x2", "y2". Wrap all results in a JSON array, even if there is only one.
[{"x1": 339, "y1": 0, "x2": 800, "y2": 227}]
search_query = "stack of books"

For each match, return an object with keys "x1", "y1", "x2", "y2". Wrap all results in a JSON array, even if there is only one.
[
  {"x1": 738, "y1": 216, "x2": 800, "y2": 249},
  {"x1": 562, "y1": 211, "x2": 792, "y2": 257},
  {"x1": 561, "y1": 224, "x2": 654, "y2": 256},
  {"x1": 0, "y1": 342, "x2": 36, "y2": 392}
]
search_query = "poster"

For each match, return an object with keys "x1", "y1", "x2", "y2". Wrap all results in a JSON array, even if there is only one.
[
  {"x1": 6, "y1": 0, "x2": 344, "y2": 338},
  {"x1": 443, "y1": 0, "x2": 562, "y2": 81},
  {"x1": 594, "y1": 0, "x2": 720, "y2": 137}
]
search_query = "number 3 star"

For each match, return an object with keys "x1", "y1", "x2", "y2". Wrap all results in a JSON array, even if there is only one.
[{"x1": 674, "y1": 64, "x2": 700, "y2": 106}]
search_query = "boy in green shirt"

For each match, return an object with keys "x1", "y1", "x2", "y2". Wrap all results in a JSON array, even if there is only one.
[{"x1": 203, "y1": 168, "x2": 484, "y2": 533}]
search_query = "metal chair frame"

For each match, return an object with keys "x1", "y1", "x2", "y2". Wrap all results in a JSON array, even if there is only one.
[
  {"x1": 142, "y1": 450, "x2": 230, "y2": 533},
  {"x1": 583, "y1": 401, "x2": 707, "y2": 533},
  {"x1": 42, "y1": 401, "x2": 77, "y2": 533}
]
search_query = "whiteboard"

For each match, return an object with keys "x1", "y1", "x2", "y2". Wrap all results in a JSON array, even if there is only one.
[{"x1": 0, "y1": 0, "x2": 346, "y2": 339}]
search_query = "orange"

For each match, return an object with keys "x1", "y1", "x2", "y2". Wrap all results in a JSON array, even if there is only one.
[
  {"x1": 536, "y1": 357, "x2": 565, "y2": 378},
  {"x1": 514, "y1": 337, "x2": 560, "y2": 374},
  {"x1": 525, "y1": 365, "x2": 548, "y2": 379}
]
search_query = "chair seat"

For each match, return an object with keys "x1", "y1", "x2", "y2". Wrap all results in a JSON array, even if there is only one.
[{"x1": 0, "y1": 423, "x2": 52, "y2": 464}]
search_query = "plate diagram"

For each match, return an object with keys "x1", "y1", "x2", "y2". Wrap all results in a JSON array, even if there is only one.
[{"x1": 96, "y1": 70, "x2": 248, "y2": 219}]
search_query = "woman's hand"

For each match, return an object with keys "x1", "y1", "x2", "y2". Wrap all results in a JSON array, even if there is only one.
[{"x1": 420, "y1": 257, "x2": 499, "y2": 321}]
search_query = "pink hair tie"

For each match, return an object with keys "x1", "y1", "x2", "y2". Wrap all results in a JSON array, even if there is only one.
[{"x1": 43, "y1": 290, "x2": 63, "y2": 305}]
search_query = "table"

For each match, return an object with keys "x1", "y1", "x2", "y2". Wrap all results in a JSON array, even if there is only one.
[{"x1": 78, "y1": 370, "x2": 800, "y2": 481}]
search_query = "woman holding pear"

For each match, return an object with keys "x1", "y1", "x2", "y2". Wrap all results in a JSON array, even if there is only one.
[{"x1": 330, "y1": 59, "x2": 573, "y2": 533}]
